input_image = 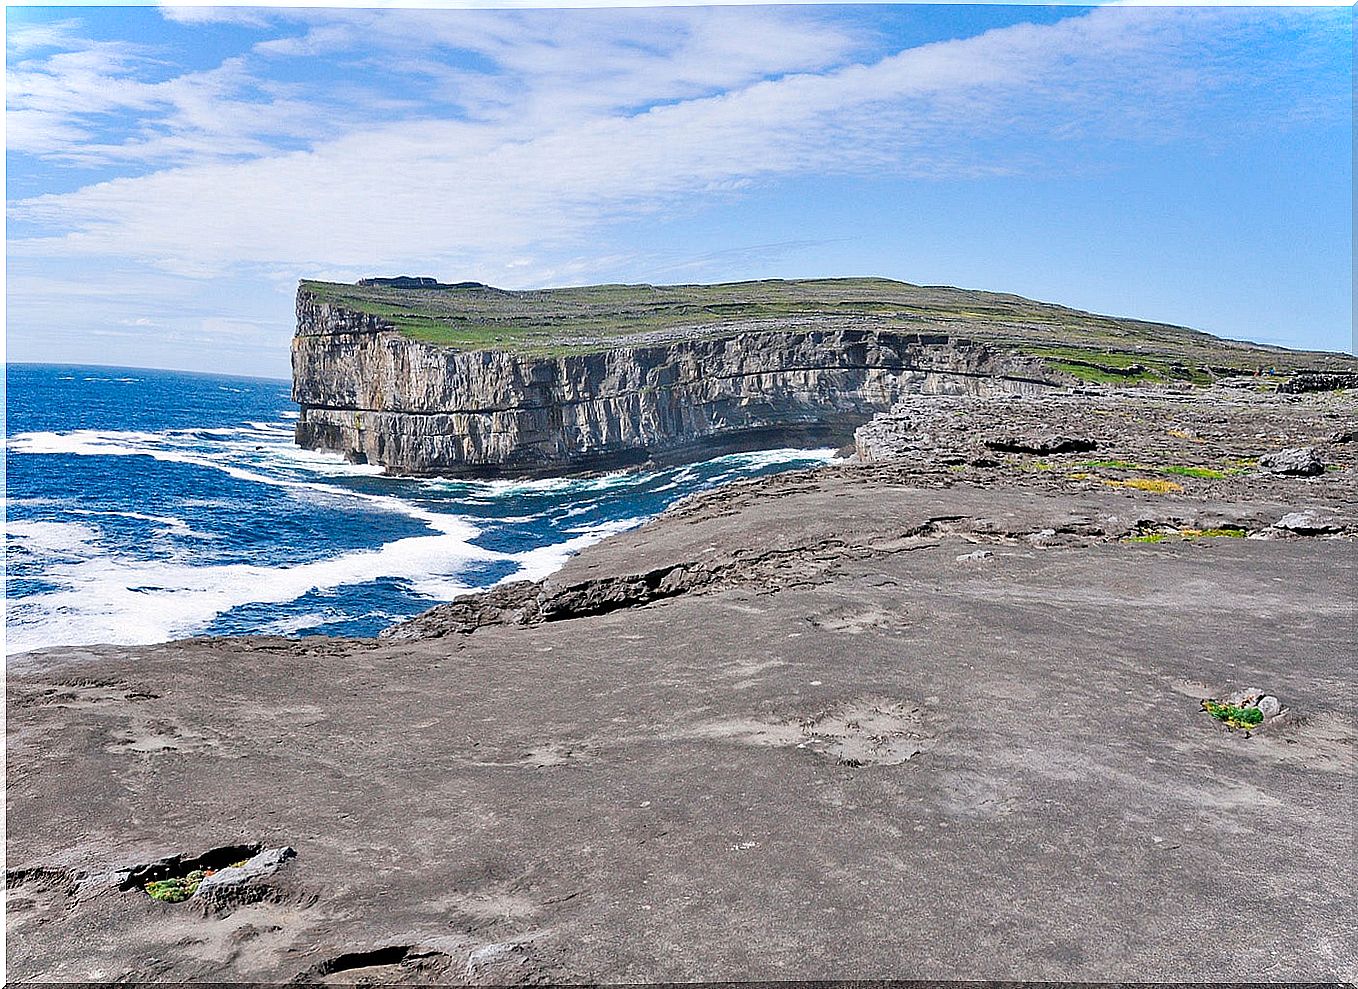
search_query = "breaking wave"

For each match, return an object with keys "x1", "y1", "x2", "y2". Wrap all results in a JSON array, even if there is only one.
[{"x1": 5, "y1": 365, "x2": 834, "y2": 652}]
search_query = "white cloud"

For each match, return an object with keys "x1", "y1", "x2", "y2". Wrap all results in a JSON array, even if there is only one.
[
  {"x1": 6, "y1": 4, "x2": 1346, "y2": 298},
  {"x1": 12, "y1": 4, "x2": 1336, "y2": 284}
]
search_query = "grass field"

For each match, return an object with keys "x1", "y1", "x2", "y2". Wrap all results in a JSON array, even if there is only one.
[{"x1": 299, "y1": 277, "x2": 1345, "y2": 377}]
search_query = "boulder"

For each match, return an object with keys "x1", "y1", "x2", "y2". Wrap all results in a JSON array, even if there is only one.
[
  {"x1": 194, "y1": 846, "x2": 296, "y2": 905},
  {"x1": 1258, "y1": 447, "x2": 1324, "y2": 476},
  {"x1": 1272, "y1": 511, "x2": 1341, "y2": 535}
]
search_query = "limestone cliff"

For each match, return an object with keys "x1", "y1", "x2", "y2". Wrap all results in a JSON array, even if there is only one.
[{"x1": 290, "y1": 286, "x2": 1054, "y2": 476}]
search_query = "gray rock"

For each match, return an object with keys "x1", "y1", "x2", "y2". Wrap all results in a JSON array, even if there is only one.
[
  {"x1": 1025, "y1": 528, "x2": 1058, "y2": 547},
  {"x1": 194, "y1": 846, "x2": 296, "y2": 900},
  {"x1": 1273, "y1": 511, "x2": 1341, "y2": 535},
  {"x1": 956, "y1": 550, "x2": 994, "y2": 563},
  {"x1": 1227, "y1": 688, "x2": 1263, "y2": 707},
  {"x1": 1256, "y1": 695, "x2": 1282, "y2": 719},
  {"x1": 465, "y1": 942, "x2": 529, "y2": 981},
  {"x1": 1258, "y1": 446, "x2": 1324, "y2": 476}
]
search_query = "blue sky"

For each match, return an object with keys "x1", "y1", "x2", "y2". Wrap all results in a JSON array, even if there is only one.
[{"x1": 5, "y1": 3, "x2": 1352, "y2": 378}]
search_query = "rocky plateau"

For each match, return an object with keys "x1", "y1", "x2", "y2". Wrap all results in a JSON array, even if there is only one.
[{"x1": 8, "y1": 375, "x2": 1356, "y2": 983}]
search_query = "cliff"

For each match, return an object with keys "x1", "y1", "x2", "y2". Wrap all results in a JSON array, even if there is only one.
[{"x1": 291, "y1": 277, "x2": 1354, "y2": 477}]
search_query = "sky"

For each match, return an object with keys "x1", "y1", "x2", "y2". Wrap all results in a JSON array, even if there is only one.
[{"x1": 4, "y1": 3, "x2": 1353, "y2": 379}]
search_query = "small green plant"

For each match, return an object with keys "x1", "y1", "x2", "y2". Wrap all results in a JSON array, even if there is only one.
[
  {"x1": 143, "y1": 859, "x2": 248, "y2": 903},
  {"x1": 1127, "y1": 533, "x2": 1166, "y2": 543},
  {"x1": 1201, "y1": 699, "x2": 1264, "y2": 730},
  {"x1": 145, "y1": 869, "x2": 209, "y2": 903}
]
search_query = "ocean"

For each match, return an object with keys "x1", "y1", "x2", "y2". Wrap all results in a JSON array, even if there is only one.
[{"x1": 4, "y1": 364, "x2": 834, "y2": 653}]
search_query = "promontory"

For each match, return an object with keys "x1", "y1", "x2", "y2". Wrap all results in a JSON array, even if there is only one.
[{"x1": 291, "y1": 276, "x2": 1353, "y2": 476}]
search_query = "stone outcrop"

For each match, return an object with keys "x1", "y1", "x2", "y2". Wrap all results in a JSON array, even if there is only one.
[{"x1": 291, "y1": 287, "x2": 1054, "y2": 477}]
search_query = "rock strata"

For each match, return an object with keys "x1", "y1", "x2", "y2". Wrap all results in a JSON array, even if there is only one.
[{"x1": 292, "y1": 287, "x2": 1052, "y2": 476}]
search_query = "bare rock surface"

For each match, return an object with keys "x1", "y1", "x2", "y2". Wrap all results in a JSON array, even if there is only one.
[
  {"x1": 7, "y1": 386, "x2": 1357, "y2": 983},
  {"x1": 1258, "y1": 445, "x2": 1325, "y2": 476}
]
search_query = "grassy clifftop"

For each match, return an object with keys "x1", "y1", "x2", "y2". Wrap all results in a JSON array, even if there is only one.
[{"x1": 300, "y1": 276, "x2": 1351, "y2": 381}]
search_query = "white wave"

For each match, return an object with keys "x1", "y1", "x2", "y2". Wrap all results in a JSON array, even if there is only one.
[
  {"x1": 7, "y1": 420, "x2": 836, "y2": 652},
  {"x1": 6, "y1": 426, "x2": 439, "y2": 532},
  {"x1": 504, "y1": 516, "x2": 646, "y2": 585},
  {"x1": 4, "y1": 517, "x2": 509, "y2": 652},
  {"x1": 65, "y1": 508, "x2": 220, "y2": 542},
  {"x1": 6, "y1": 519, "x2": 101, "y2": 557},
  {"x1": 255, "y1": 611, "x2": 332, "y2": 636}
]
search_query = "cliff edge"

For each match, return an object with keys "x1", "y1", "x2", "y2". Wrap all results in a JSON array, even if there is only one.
[{"x1": 291, "y1": 277, "x2": 1353, "y2": 477}]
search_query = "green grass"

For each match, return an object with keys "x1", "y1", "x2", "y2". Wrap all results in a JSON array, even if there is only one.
[
  {"x1": 1161, "y1": 465, "x2": 1229, "y2": 479},
  {"x1": 1017, "y1": 346, "x2": 1219, "y2": 386},
  {"x1": 297, "y1": 277, "x2": 1355, "y2": 368},
  {"x1": 1201, "y1": 698, "x2": 1264, "y2": 730},
  {"x1": 1083, "y1": 460, "x2": 1234, "y2": 480},
  {"x1": 1084, "y1": 459, "x2": 1139, "y2": 470},
  {"x1": 145, "y1": 870, "x2": 208, "y2": 903},
  {"x1": 1125, "y1": 527, "x2": 1247, "y2": 543},
  {"x1": 143, "y1": 859, "x2": 248, "y2": 903}
]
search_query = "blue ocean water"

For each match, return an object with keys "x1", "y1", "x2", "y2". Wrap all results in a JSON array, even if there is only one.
[{"x1": 3, "y1": 364, "x2": 833, "y2": 653}]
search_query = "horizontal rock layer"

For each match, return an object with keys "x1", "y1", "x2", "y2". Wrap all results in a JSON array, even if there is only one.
[{"x1": 291, "y1": 290, "x2": 1054, "y2": 476}]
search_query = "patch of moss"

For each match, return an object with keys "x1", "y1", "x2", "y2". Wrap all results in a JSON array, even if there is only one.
[
  {"x1": 1126, "y1": 526, "x2": 1246, "y2": 544},
  {"x1": 1083, "y1": 460, "x2": 1231, "y2": 480},
  {"x1": 143, "y1": 859, "x2": 248, "y2": 903},
  {"x1": 145, "y1": 870, "x2": 208, "y2": 903},
  {"x1": 1201, "y1": 698, "x2": 1264, "y2": 730},
  {"x1": 1105, "y1": 478, "x2": 1184, "y2": 494},
  {"x1": 1161, "y1": 465, "x2": 1227, "y2": 479}
]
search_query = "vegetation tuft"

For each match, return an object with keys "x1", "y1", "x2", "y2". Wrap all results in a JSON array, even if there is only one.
[
  {"x1": 1125, "y1": 527, "x2": 1246, "y2": 544},
  {"x1": 1106, "y1": 478, "x2": 1184, "y2": 494},
  {"x1": 1201, "y1": 699, "x2": 1264, "y2": 730},
  {"x1": 1083, "y1": 460, "x2": 1235, "y2": 480},
  {"x1": 143, "y1": 860, "x2": 247, "y2": 903}
]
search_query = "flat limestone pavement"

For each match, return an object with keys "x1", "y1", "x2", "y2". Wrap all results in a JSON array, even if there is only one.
[{"x1": 7, "y1": 389, "x2": 1357, "y2": 984}]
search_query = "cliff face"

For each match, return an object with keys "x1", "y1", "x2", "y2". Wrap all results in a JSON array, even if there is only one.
[{"x1": 291, "y1": 289, "x2": 1053, "y2": 476}]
